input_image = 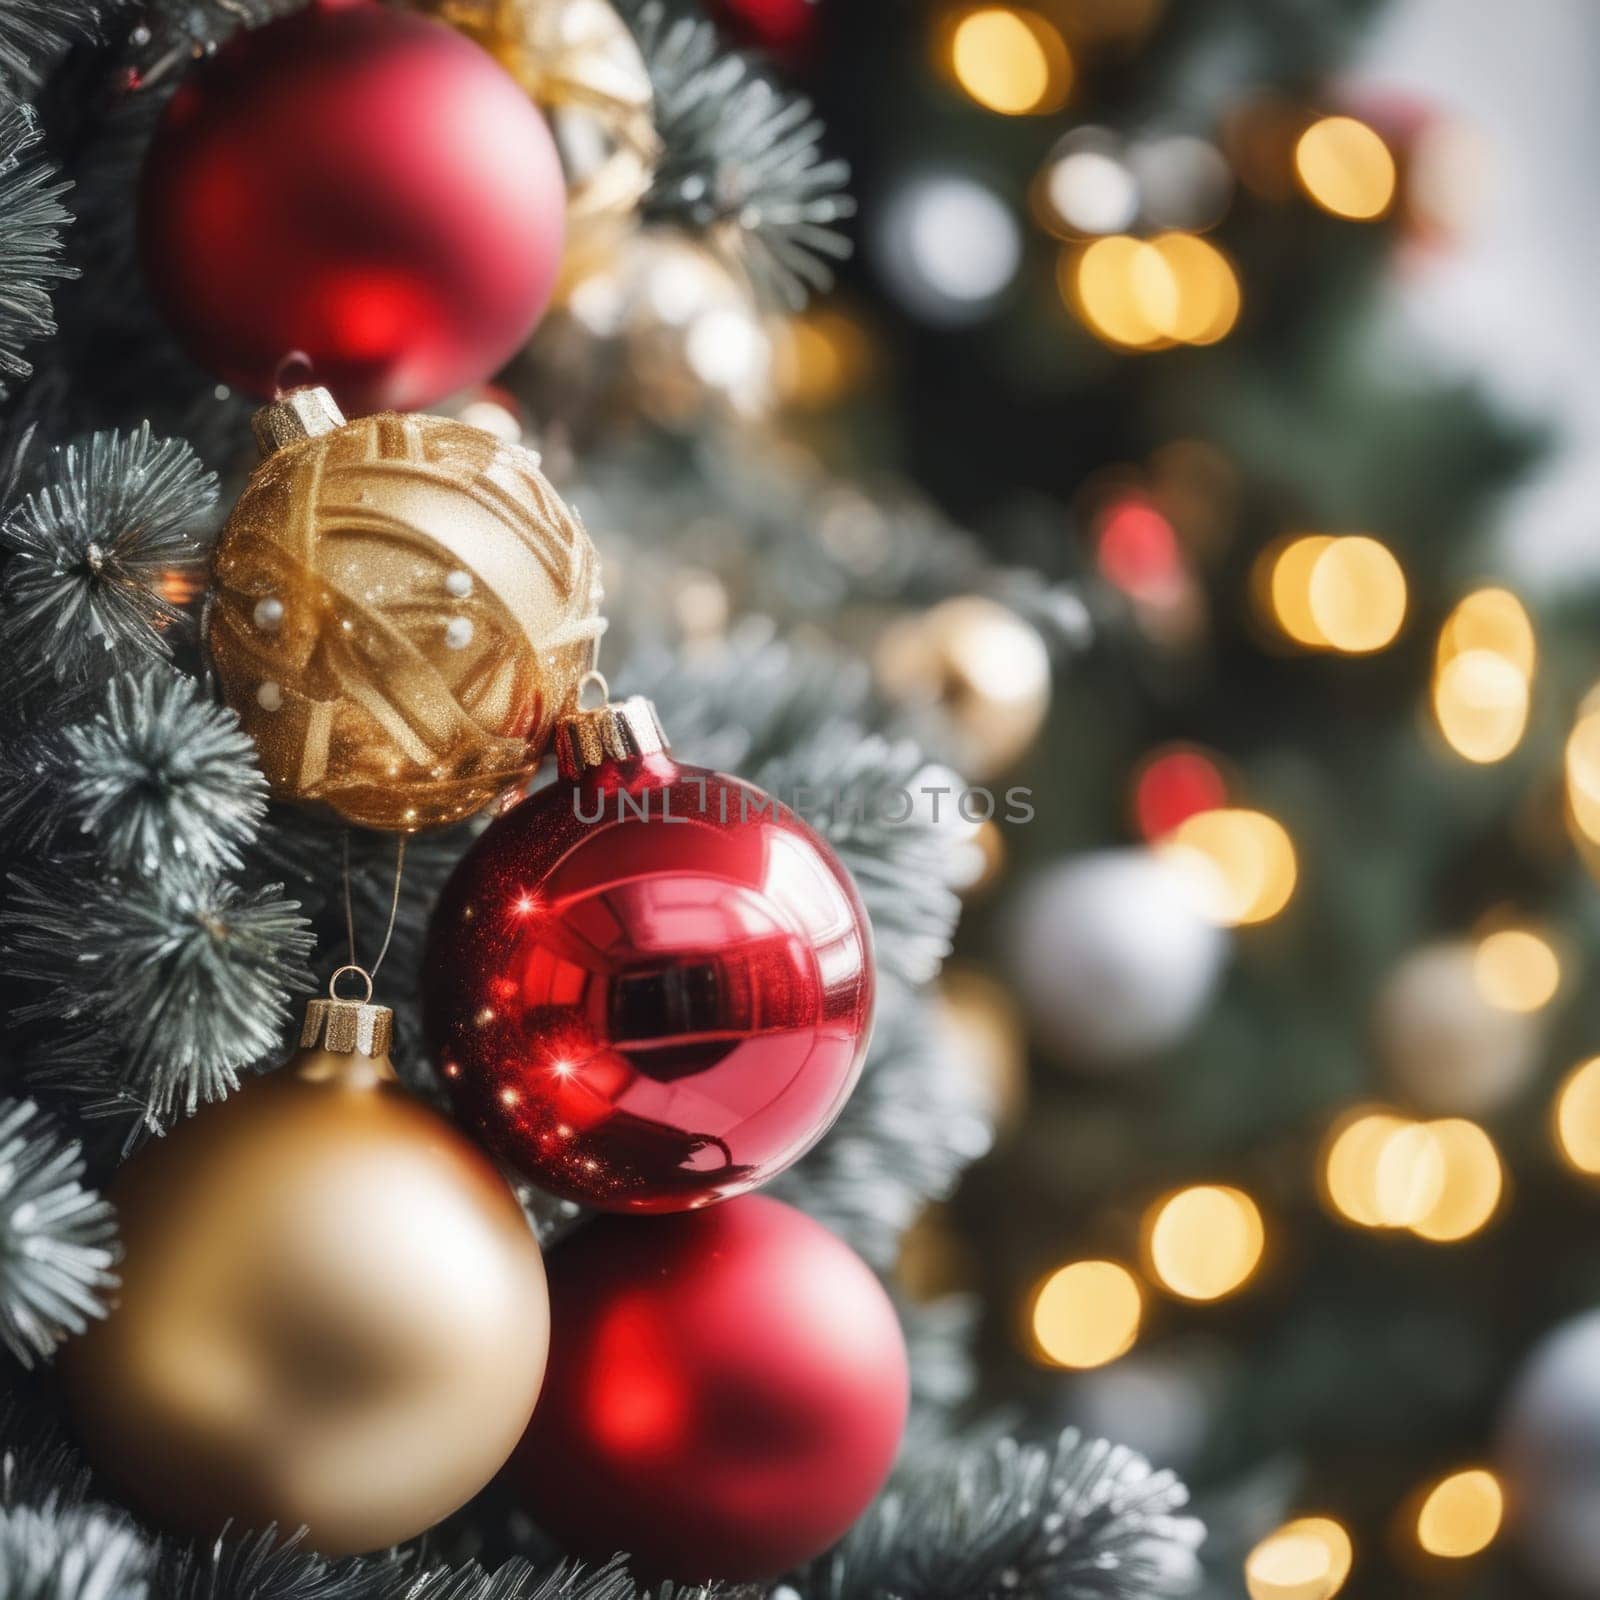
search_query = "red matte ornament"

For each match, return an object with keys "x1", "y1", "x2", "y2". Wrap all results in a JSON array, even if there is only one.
[
  {"x1": 512, "y1": 1196, "x2": 908, "y2": 1581},
  {"x1": 422, "y1": 699, "x2": 875, "y2": 1212},
  {"x1": 138, "y1": 0, "x2": 566, "y2": 414}
]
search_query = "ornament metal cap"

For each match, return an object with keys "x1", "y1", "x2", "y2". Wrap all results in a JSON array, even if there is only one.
[
  {"x1": 555, "y1": 695, "x2": 669, "y2": 780},
  {"x1": 300, "y1": 967, "x2": 394, "y2": 1058},
  {"x1": 253, "y1": 384, "x2": 347, "y2": 456}
]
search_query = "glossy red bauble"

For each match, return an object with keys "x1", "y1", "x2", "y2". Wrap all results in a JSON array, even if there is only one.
[
  {"x1": 423, "y1": 741, "x2": 874, "y2": 1211},
  {"x1": 139, "y1": 0, "x2": 566, "y2": 413},
  {"x1": 512, "y1": 1197, "x2": 907, "y2": 1581}
]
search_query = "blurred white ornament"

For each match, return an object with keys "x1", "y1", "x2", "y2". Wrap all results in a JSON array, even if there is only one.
[
  {"x1": 1008, "y1": 850, "x2": 1228, "y2": 1069},
  {"x1": 1071, "y1": 1348, "x2": 1219, "y2": 1467},
  {"x1": 875, "y1": 175, "x2": 1022, "y2": 325},
  {"x1": 1501, "y1": 1311, "x2": 1600, "y2": 1596},
  {"x1": 1375, "y1": 942, "x2": 1541, "y2": 1116},
  {"x1": 1129, "y1": 135, "x2": 1233, "y2": 231}
]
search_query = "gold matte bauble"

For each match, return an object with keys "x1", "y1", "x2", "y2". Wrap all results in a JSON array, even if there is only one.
[
  {"x1": 874, "y1": 596, "x2": 1052, "y2": 780},
  {"x1": 424, "y1": 0, "x2": 659, "y2": 234},
  {"x1": 209, "y1": 387, "x2": 603, "y2": 831},
  {"x1": 61, "y1": 994, "x2": 549, "y2": 1557}
]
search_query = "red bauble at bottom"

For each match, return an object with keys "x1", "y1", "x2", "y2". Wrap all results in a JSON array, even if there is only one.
[{"x1": 512, "y1": 1196, "x2": 908, "y2": 1582}]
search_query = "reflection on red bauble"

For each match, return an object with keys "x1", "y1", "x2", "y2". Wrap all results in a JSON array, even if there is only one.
[
  {"x1": 422, "y1": 701, "x2": 874, "y2": 1211},
  {"x1": 139, "y1": 0, "x2": 566, "y2": 413},
  {"x1": 513, "y1": 1196, "x2": 907, "y2": 1581}
]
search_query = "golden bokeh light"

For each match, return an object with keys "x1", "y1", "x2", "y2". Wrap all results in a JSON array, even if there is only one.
[
  {"x1": 948, "y1": 7, "x2": 1072, "y2": 116},
  {"x1": 1145, "y1": 1185, "x2": 1265, "y2": 1301},
  {"x1": 1433, "y1": 649, "x2": 1530, "y2": 764},
  {"x1": 1323, "y1": 1108, "x2": 1411, "y2": 1228},
  {"x1": 1323, "y1": 1109, "x2": 1503, "y2": 1240},
  {"x1": 1163, "y1": 807, "x2": 1297, "y2": 926},
  {"x1": 1473, "y1": 928, "x2": 1560, "y2": 1014},
  {"x1": 774, "y1": 308, "x2": 871, "y2": 411},
  {"x1": 1068, "y1": 236, "x2": 1170, "y2": 350},
  {"x1": 1438, "y1": 588, "x2": 1535, "y2": 678},
  {"x1": 1030, "y1": 1260, "x2": 1142, "y2": 1369},
  {"x1": 1295, "y1": 115, "x2": 1397, "y2": 220},
  {"x1": 1245, "y1": 1517, "x2": 1354, "y2": 1600},
  {"x1": 1416, "y1": 1469, "x2": 1504, "y2": 1559},
  {"x1": 1410, "y1": 1119, "x2": 1504, "y2": 1243},
  {"x1": 1264, "y1": 535, "x2": 1335, "y2": 647},
  {"x1": 1306, "y1": 536, "x2": 1407, "y2": 653},
  {"x1": 1565, "y1": 701, "x2": 1600, "y2": 844},
  {"x1": 1433, "y1": 589, "x2": 1535, "y2": 763},
  {"x1": 1065, "y1": 233, "x2": 1240, "y2": 351},
  {"x1": 1554, "y1": 1056, "x2": 1600, "y2": 1175}
]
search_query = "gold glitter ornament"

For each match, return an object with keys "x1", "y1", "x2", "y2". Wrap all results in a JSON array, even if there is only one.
[
  {"x1": 209, "y1": 387, "x2": 603, "y2": 832},
  {"x1": 424, "y1": 0, "x2": 660, "y2": 236}
]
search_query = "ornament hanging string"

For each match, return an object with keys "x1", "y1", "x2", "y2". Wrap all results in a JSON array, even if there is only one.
[{"x1": 340, "y1": 831, "x2": 408, "y2": 987}]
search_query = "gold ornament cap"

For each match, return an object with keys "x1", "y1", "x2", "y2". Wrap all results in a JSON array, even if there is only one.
[
  {"x1": 555, "y1": 694, "x2": 668, "y2": 779},
  {"x1": 300, "y1": 969, "x2": 393, "y2": 1058},
  {"x1": 252, "y1": 385, "x2": 347, "y2": 455}
]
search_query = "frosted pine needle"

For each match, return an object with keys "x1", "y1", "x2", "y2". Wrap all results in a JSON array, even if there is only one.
[
  {"x1": 0, "y1": 105, "x2": 78, "y2": 389},
  {"x1": 0, "y1": 1099, "x2": 117, "y2": 1368},
  {"x1": 63, "y1": 671, "x2": 268, "y2": 877},
  {"x1": 630, "y1": 3, "x2": 853, "y2": 307},
  {"x1": 0, "y1": 425, "x2": 216, "y2": 690}
]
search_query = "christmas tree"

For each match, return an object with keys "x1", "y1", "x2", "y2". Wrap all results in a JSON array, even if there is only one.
[{"x1": 0, "y1": 0, "x2": 1587, "y2": 1597}]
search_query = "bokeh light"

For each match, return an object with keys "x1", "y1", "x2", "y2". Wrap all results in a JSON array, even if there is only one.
[
  {"x1": 1323, "y1": 1109, "x2": 1502, "y2": 1240},
  {"x1": 1065, "y1": 233, "x2": 1240, "y2": 350},
  {"x1": 1565, "y1": 697, "x2": 1600, "y2": 846},
  {"x1": 1039, "y1": 139, "x2": 1140, "y2": 236},
  {"x1": 1416, "y1": 1469, "x2": 1504, "y2": 1559},
  {"x1": 1554, "y1": 1056, "x2": 1600, "y2": 1175},
  {"x1": 877, "y1": 175, "x2": 1022, "y2": 325},
  {"x1": 1245, "y1": 1517, "x2": 1354, "y2": 1600},
  {"x1": 1305, "y1": 536, "x2": 1407, "y2": 653},
  {"x1": 1438, "y1": 587, "x2": 1535, "y2": 676},
  {"x1": 1163, "y1": 807, "x2": 1297, "y2": 926},
  {"x1": 1433, "y1": 650, "x2": 1530, "y2": 764},
  {"x1": 1410, "y1": 1120, "x2": 1504, "y2": 1243},
  {"x1": 1473, "y1": 928, "x2": 1560, "y2": 1014},
  {"x1": 1133, "y1": 746, "x2": 1228, "y2": 840},
  {"x1": 1030, "y1": 1260, "x2": 1143, "y2": 1369},
  {"x1": 1433, "y1": 589, "x2": 1535, "y2": 763},
  {"x1": 1294, "y1": 115, "x2": 1397, "y2": 220},
  {"x1": 774, "y1": 308, "x2": 872, "y2": 410},
  {"x1": 947, "y1": 8, "x2": 1073, "y2": 116},
  {"x1": 1144, "y1": 1186, "x2": 1265, "y2": 1301},
  {"x1": 1096, "y1": 496, "x2": 1183, "y2": 601},
  {"x1": 1263, "y1": 535, "x2": 1335, "y2": 646}
]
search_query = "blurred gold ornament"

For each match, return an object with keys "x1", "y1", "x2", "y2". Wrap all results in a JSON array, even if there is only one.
[
  {"x1": 875, "y1": 596, "x2": 1051, "y2": 780},
  {"x1": 531, "y1": 233, "x2": 775, "y2": 429},
  {"x1": 422, "y1": 0, "x2": 659, "y2": 237},
  {"x1": 62, "y1": 985, "x2": 549, "y2": 1556},
  {"x1": 209, "y1": 387, "x2": 603, "y2": 831}
]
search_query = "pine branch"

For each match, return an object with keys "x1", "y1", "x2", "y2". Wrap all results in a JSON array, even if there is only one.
[
  {"x1": 772, "y1": 990, "x2": 993, "y2": 1273},
  {"x1": 62, "y1": 670, "x2": 268, "y2": 877},
  {"x1": 2, "y1": 868, "x2": 314, "y2": 1130},
  {"x1": 807, "y1": 1429, "x2": 1204, "y2": 1600},
  {"x1": 0, "y1": 1098, "x2": 117, "y2": 1367},
  {"x1": 0, "y1": 1500, "x2": 149, "y2": 1600},
  {"x1": 0, "y1": 0, "x2": 103, "y2": 97},
  {"x1": 752, "y1": 725, "x2": 964, "y2": 988},
  {"x1": 618, "y1": 619, "x2": 870, "y2": 777},
  {"x1": 0, "y1": 425, "x2": 216, "y2": 692},
  {"x1": 628, "y1": 3, "x2": 853, "y2": 308},
  {"x1": 150, "y1": 1526, "x2": 408, "y2": 1600},
  {"x1": 0, "y1": 105, "x2": 78, "y2": 392}
]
